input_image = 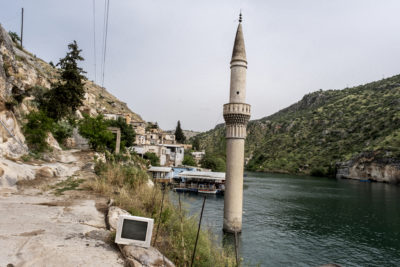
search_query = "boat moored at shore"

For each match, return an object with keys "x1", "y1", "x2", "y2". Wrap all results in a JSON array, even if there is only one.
[{"x1": 173, "y1": 171, "x2": 225, "y2": 195}]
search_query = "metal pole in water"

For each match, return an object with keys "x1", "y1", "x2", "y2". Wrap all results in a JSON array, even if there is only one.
[
  {"x1": 152, "y1": 187, "x2": 165, "y2": 246},
  {"x1": 190, "y1": 196, "x2": 206, "y2": 267}
]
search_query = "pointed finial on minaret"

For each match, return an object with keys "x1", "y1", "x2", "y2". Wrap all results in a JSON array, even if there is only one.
[{"x1": 239, "y1": 11, "x2": 242, "y2": 23}]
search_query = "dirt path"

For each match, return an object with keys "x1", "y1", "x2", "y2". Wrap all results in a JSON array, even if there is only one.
[{"x1": 0, "y1": 150, "x2": 124, "y2": 267}]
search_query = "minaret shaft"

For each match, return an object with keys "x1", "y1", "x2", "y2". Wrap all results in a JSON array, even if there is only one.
[
  {"x1": 223, "y1": 18, "x2": 250, "y2": 233},
  {"x1": 229, "y1": 62, "x2": 247, "y2": 103}
]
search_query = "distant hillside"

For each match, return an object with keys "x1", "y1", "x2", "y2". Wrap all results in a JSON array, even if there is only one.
[{"x1": 196, "y1": 75, "x2": 400, "y2": 178}]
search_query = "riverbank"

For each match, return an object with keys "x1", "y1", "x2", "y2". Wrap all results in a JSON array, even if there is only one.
[{"x1": 89, "y1": 157, "x2": 235, "y2": 266}]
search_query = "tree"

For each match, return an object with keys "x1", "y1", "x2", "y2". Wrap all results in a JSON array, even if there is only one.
[
  {"x1": 200, "y1": 153, "x2": 226, "y2": 172},
  {"x1": 144, "y1": 152, "x2": 160, "y2": 166},
  {"x1": 107, "y1": 117, "x2": 136, "y2": 148},
  {"x1": 192, "y1": 137, "x2": 200, "y2": 151},
  {"x1": 78, "y1": 115, "x2": 114, "y2": 151},
  {"x1": 182, "y1": 153, "x2": 197, "y2": 166},
  {"x1": 8, "y1": 31, "x2": 21, "y2": 43},
  {"x1": 42, "y1": 41, "x2": 86, "y2": 121},
  {"x1": 175, "y1": 120, "x2": 186, "y2": 144}
]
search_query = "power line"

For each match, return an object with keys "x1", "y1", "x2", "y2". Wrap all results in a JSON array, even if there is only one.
[
  {"x1": 101, "y1": 0, "x2": 110, "y2": 88},
  {"x1": 92, "y1": 0, "x2": 97, "y2": 83},
  {"x1": 100, "y1": 0, "x2": 107, "y2": 86}
]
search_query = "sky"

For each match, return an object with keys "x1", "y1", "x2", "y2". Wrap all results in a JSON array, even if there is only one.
[{"x1": 1, "y1": 0, "x2": 400, "y2": 131}]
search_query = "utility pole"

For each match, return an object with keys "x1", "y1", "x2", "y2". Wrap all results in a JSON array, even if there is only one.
[{"x1": 20, "y1": 7, "x2": 24, "y2": 47}]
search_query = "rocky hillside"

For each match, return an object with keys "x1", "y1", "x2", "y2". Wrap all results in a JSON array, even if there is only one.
[
  {"x1": 196, "y1": 75, "x2": 400, "y2": 182},
  {"x1": 0, "y1": 23, "x2": 142, "y2": 157},
  {"x1": 0, "y1": 23, "x2": 143, "y2": 187}
]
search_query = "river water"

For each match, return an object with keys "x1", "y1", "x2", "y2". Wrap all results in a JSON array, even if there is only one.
[{"x1": 170, "y1": 172, "x2": 400, "y2": 266}]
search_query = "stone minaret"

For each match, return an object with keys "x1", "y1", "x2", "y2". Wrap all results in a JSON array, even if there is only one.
[{"x1": 223, "y1": 13, "x2": 251, "y2": 233}]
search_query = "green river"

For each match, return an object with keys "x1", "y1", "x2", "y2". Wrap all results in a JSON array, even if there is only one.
[{"x1": 171, "y1": 172, "x2": 400, "y2": 266}]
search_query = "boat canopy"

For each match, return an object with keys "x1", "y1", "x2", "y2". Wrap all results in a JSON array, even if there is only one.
[{"x1": 177, "y1": 171, "x2": 225, "y2": 181}]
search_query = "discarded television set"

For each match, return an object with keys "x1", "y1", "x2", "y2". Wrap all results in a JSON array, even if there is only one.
[{"x1": 115, "y1": 215, "x2": 154, "y2": 248}]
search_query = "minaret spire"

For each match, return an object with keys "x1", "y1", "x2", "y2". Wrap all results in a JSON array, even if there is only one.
[{"x1": 223, "y1": 14, "x2": 251, "y2": 234}]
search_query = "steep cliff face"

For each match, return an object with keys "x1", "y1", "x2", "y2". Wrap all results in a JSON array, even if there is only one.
[{"x1": 337, "y1": 152, "x2": 400, "y2": 183}]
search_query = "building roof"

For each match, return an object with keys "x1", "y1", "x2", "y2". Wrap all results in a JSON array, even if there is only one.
[
  {"x1": 159, "y1": 144, "x2": 184, "y2": 148},
  {"x1": 177, "y1": 171, "x2": 225, "y2": 180},
  {"x1": 231, "y1": 20, "x2": 247, "y2": 64},
  {"x1": 148, "y1": 166, "x2": 173, "y2": 172}
]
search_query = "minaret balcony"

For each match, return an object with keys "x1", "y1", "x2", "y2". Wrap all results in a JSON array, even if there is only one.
[
  {"x1": 223, "y1": 103, "x2": 251, "y2": 116},
  {"x1": 223, "y1": 103, "x2": 251, "y2": 125}
]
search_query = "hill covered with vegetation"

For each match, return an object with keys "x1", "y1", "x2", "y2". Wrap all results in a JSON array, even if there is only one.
[{"x1": 195, "y1": 75, "x2": 400, "y2": 176}]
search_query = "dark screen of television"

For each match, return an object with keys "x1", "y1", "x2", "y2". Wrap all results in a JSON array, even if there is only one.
[{"x1": 121, "y1": 220, "x2": 148, "y2": 241}]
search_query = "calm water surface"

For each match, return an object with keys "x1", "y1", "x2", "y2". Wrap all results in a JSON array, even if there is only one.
[{"x1": 170, "y1": 172, "x2": 400, "y2": 266}]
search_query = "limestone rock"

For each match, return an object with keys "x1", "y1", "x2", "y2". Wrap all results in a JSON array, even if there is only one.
[
  {"x1": 107, "y1": 206, "x2": 130, "y2": 231},
  {"x1": 120, "y1": 244, "x2": 175, "y2": 267},
  {"x1": 336, "y1": 151, "x2": 400, "y2": 183},
  {"x1": 72, "y1": 128, "x2": 89, "y2": 150},
  {"x1": 94, "y1": 152, "x2": 106, "y2": 163},
  {"x1": 46, "y1": 132, "x2": 61, "y2": 151},
  {"x1": 63, "y1": 137, "x2": 76, "y2": 148},
  {"x1": 35, "y1": 166, "x2": 54, "y2": 179}
]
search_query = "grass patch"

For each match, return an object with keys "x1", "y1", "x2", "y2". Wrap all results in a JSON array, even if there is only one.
[
  {"x1": 87, "y1": 158, "x2": 235, "y2": 266},
  {"x1": 53, "y1": 176, "x2": 84, "y2": 195}
]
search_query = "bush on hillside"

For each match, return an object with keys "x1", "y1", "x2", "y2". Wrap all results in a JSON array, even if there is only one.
[
  {"x1": 182, "y1": 153, "x2": 196, "y2": 166},
  {"x1": 78, "y1": 115, "x2": 114, "y2": 151},
  {"x1": 23, "y1": 111, "x2": 54, "y2": 152},
  {"x1": 143, "y1": 152, "x2": 160, "y2": 166},
  {"x1": 107, "y1": 117, "x2": 136, "y2": 148},
  {"x1": 8, "y1": 31, "x2": 20, "y2": 43},
  {"x1": 51, "y1": 120, "x2": 73, "y2": 145}
]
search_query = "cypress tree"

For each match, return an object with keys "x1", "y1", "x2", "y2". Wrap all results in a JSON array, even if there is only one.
[
  {"x1": 42, "y1": 40, "x2": 86, "y2": 121},
  {"x1": 175, "y1": 120, "x2": 186, "y2": 144}
]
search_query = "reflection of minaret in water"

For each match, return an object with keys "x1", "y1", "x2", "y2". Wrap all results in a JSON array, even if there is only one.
[{"x1": 223, "y1": 13, "x2": 251, "y2": 233}]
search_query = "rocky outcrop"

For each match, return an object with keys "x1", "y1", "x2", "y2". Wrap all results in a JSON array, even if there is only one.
[
  {"x1": 107, "y1": 206, "x2": 175, "y2": 267},
  {"x1": 336, "y1": 151, "x2": 400, "y2": 183},
  {"x1": 0, "y1": 22, "x2": 143, "y2": 160}
]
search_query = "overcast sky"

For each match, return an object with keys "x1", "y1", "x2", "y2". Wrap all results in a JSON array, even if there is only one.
[{"x1": 1, "y1": 0, "x2": 400, "y2": 131}]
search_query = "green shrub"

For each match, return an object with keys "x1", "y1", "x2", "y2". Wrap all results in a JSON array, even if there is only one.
[
  {"x1": 8, "y1": 31, "x2": 20, "y2": 43},
  {"x1": 94, "y1": 159, "x2": 108, "y2": 176},
  {"x1": 182, "y1": 153, "x2": 196, "y2": 166},
  {"x1": 51, "y1": 120, "x2": 73, "y2": 145},
  {"x1": 23, "y1": 111, "x2": 54, "y2": 152},
  {"x1": 78, "y1": 114, "x2": 114, "y2": 151},
  {"x1": 107, "y1": 117, "x2": 136, "y2": 148},
  {"x1": 144, "y1": 152, "x2": 160, "y2": 166},
  {"x1": 200, "y1": 153, "x2": 226, "y2": 172}
]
